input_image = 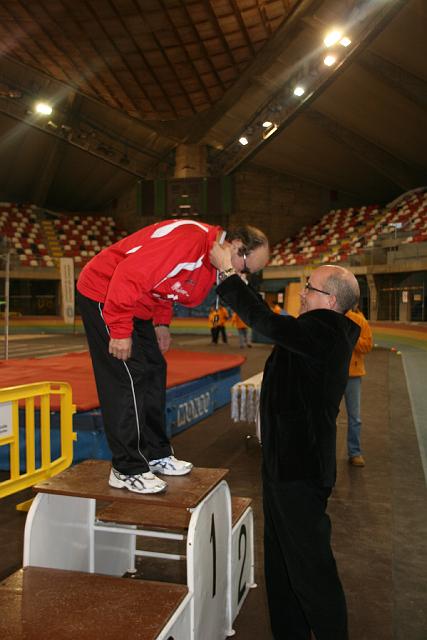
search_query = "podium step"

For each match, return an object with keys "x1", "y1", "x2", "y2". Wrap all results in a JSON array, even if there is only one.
[
  {"x1": 24, "y1": 460, "x2": 251, "y2": 639},
  {"x1": 231, "y1": 497, "x2": 252, "y2": 527},
  {"x1": 34, "y1": 459, "x2": 229, "y2": 509},
  {"x1": 97, "y1": 502, "x2": 191, "y2": 531},
  {"x1": 0, "y1": 566, "x2": 190, "y2": 640},
  {"x1": 97, "y1": 495, "x2": 252, "y2": 530}
]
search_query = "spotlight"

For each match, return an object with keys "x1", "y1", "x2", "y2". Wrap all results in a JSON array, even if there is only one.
[
  {"x1": 239, "y1": 136, "x2": 249, "y2": 146},
  {"x1": 324, "y1": 55, "x2": 337, "y2": 67},
  {"x1": 0, "y1": 87, "x2": 21, "y2": 99},
  {"x1": 262, "y1": 123, "x2": 278, "y2": 140},
  {"x1": 35, "y1": 102, "x2": 53, "y2": 116},
  {"x1": 324, "y1": 30, "x2": 342, "y2": 47},
  {"x1": 340, "y1": 37, "x2": 351, "y2": 47},
  {"x1": 262, "y1": 121, "x2": 273, "y2": 128},
  {"x1": 293, "y1": 86, "x2": 305, "y2": 97}
]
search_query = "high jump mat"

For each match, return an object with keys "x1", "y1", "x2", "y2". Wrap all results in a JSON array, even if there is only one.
[{"x1": 0, "y1": 349, "x2": 245, "y2": 468}]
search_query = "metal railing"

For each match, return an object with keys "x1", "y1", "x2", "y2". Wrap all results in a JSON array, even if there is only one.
[{"x1": 0, "y1": 381, "x2": 76, "y2": 502}]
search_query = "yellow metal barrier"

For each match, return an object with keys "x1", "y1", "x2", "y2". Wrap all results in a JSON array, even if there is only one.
[{"x1": 0, "y1": 381, "x2": 76, "y2": 501}]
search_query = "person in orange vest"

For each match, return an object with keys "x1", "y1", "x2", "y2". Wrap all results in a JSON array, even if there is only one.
[
  {"x1": 344, "y1": 305, "x2": 373, "y2": 467},
  {"x1": 208, "y1": 304, "x2": 229, "y2": 344},
  {"x1": 231, "y1": 312, "x2": 252, "y2": 348}
]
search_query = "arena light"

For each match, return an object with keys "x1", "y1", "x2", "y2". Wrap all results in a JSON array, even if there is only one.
[
  {"x1": 35, "y1": 102, "x2": 53, "y2": 116},
  {"x1": 262, "y1": 123, "x2": 278, "y2": 140},
  {"x1": 262, "y1": 121, "x2": 273, "y2": 128},
  {"x1": 340, "y1": 37, "x2": 351, "y2": 47},
  {"x1": 293, "y1": 86, "x2": 305, "y2": 97},
  {"x1": 238, "y1": 136, "x2": 249, "y2": 146},
  {"x1": 324, "y1": 54, "x2": 337, "y2": 67},
  {"x1": 324, "y1": 30, "x2": 342, "y2": 47}
]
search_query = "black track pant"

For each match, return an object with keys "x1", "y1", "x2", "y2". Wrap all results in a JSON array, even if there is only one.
[
  {"x1": 77, "y1": 291, "x2": 172, "y2": 474},
  {"x1": 211, "y1": 326, "x2": 227, "y2": 343},
  {"x1": 263, "y1": 479, "x2": 348, "y2": 640}
]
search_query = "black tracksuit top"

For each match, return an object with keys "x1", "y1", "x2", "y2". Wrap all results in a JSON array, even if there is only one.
[{"x1": 217, "y1": 275, "x2": 360, "y2": 487}]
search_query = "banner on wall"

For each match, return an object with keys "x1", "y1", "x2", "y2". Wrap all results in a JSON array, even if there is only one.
[{"x1": 60, "y1": 258, "x2": 75, "y2": 325}]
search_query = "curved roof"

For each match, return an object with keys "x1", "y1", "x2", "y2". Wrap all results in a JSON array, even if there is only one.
[{"x1": 0, "y1": 0, "x2": 425, "y2": 210}]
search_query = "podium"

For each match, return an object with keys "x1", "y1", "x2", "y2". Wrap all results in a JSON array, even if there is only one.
[
  {"x1": 22, "y1": 460, "x2": 255, "y2": 640},
  {"x1": 0, "y1": 567, "x2": 191, "y2": 640}
]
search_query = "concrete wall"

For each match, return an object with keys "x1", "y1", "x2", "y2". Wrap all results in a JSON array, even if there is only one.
[
  {"x1": 107, "y1": 182, "x2": 157, "y2": 233},
  {"x1": 230, "y1": 164, "x2": 351, "y2": 245},
  {"x1": 105, "y1": 163, "x2": 359, "y2": 243}
]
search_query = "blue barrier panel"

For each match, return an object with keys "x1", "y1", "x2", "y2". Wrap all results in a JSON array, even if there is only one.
[{"x1": 0, "y1": 366, "x2": 241, "y2": 469}]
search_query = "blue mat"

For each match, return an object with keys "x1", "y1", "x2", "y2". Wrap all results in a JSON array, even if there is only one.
[{"x1": 0, "y1": 366, "x2": 241, "y2": 470}]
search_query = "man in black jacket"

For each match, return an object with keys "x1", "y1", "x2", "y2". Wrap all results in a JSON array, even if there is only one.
[{"x1": 210, "y1": 242, "x2": 360, "y2": 640}]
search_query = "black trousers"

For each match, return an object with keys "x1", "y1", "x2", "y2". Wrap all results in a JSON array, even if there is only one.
[
  {"x1": 211, "y1": 326, "x2": 227, "y2": 343},
  {"x1": 77, "y1": 292, "x2": 172, "y2": 474},
  {"x1": 263, "y1": 479, "x2": 348, "y2": 640}
]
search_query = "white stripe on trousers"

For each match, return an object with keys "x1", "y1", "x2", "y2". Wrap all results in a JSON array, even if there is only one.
[{"x1": 98, "y1": 303, "x2": 150, "y2": 469}]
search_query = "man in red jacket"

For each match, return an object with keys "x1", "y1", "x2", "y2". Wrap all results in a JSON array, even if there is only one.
[{"x1": 77, "y1": 219, "x2": 269, "y2": 494}]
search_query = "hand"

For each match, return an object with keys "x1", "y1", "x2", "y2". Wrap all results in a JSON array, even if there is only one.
[
  {"x1": 109, "y1": 337, "x2": 132, "y2": 361},
  {"x1": 209, "y1": 241, "x2": 234, "y2": 271},
  {"x1": 155, "y1": 325, "x2": 171, "y2": 353}
]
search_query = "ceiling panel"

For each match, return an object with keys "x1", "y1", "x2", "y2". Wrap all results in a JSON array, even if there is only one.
[{"x1": 0, "y1": 0, "x2": 298, "y2": 121}]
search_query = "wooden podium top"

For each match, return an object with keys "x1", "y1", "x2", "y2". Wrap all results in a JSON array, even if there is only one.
[
  {"x1": 33, "y1": 460, "x2": 229, "y2": 509},
  {"x1": 0, "y1": 567, "x2": 188, "y2": 640}
]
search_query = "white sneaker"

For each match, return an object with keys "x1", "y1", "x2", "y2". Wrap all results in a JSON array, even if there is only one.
[
  {"x1": 109, "y1": 468, "x2": 167, "y2": 494},
  {"x1": 149, "y1": 455, "x2": 193, "y2": 476}
]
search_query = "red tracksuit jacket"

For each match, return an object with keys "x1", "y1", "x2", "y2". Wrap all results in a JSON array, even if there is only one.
[{"x1": 77, "y1": 219, "x2": 221, "y2": 339}]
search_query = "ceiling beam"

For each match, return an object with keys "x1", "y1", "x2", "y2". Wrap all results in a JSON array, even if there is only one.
[
  {"x1": 209, "y1": 0, "x2": 410, "y2": 175},
  {"x1": 0, "y1": 97, "x2": 159, "y2": 179},
  {"x1": 0, "y1": 53, "x2": 177, "y2": 178},
  {"x1": 158, "y1": 0, "x2": 320, "y2": 142},
  {"x1": 306, "y1": 109, "x2": 425, "y2": 191},
  {"x1": 149, "y1": 0, "x2": 306, "y2": 142},
  {"x1": 0, "y1": 52, "x2": 177, "y2": 171},
  {"x1": 358, "y1": 50, "x2": 427, "y2": 111}
]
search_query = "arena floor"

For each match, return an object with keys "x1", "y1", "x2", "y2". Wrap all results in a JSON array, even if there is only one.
[{"x1": 1, "y1": 332, "x2": 426, "y2": 639}]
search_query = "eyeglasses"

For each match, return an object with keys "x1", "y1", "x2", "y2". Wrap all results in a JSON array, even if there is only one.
[
  {"x1": 241, "y1": 252, "x2": 251, "y2": 274},
  {"x1": 304, "y1": 281, "x2": 330, "y2": 296}
]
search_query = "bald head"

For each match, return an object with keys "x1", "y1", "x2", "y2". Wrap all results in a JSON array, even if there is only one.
[
  {"x1": 300, "y1": 265, "x2": 360, "y2": 315},
  {"x1": 321, "y1": 265, "x2": 360, "y2": 313}
]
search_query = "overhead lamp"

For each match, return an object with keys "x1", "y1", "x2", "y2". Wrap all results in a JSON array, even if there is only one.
[
  {"x1": 262, "y1": 121, "x2": 273, "y2": 128},
  {"x1": 340, "y1": 37, "x2": 351, "y2": 47},
  {"x1": 239, "y1": 136, "x2": 249, "y2": 146},
  {"x1": 262, "y1": 123, "x2": 278, "y2": 140},
  {"x1": 324, "y1": 54, "x2": 337, "y2": 67},
  {"x1": 324, "y1": 30, "x2": 342, "y2": 47},
  {"x1": 293, "y1": 86, "x2": 305, "y2": 97},
  {"x1": 0, "y1": 86, "x2": 21, "y2": 99},
  {"x1": 35, "y1": 102, "x2": 53, "y2": 116}
]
